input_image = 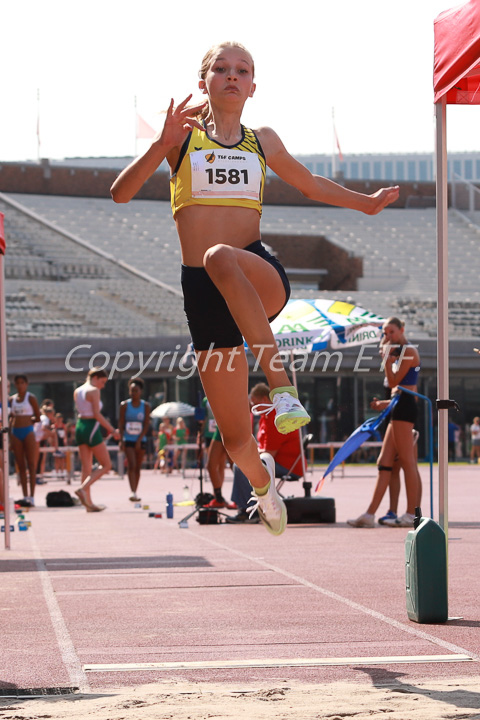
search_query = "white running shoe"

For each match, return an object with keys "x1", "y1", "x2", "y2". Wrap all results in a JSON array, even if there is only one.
[
  {"x1": 247, "y1": 453, "x2": 287, "y2": 536},
  {"x1": 383, "y1": 512, "x2": 415, "y2": 528},
  {"x1": 347, "y1": 512, "x2": 375, "y2": 528},
  {"x1": 252, "y1": 389, "x2": 311, "y2": 435}
]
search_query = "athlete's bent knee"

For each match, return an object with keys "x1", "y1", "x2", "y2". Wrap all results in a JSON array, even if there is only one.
[{"x1": 203, "y1": 244, "x2": 235, "y2": 279}]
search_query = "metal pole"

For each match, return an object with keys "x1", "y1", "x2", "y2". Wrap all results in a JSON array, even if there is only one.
[
  {"x1": 331, "y1": 107, "x2": 337, "y2": 178},
  {"x1": 397, "y1": 386, "x2": 434, "y2": 519},
  {"x1": 435, "y1": 99, "x2": 449, "y2": 541},
  {"x1": 134, "y1": 95, "x2": 138, "y2": 158},
  {"x1": 0, "y1": 241, "x2": 11, "y2": 549},
  {"x1": 289, "y1": 351, "x2": 307, "y2": 478}
]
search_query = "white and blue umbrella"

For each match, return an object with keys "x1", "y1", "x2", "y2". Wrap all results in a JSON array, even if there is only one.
[
  {"x1": 267, "y1": 298, "x2": 386, "y2": 479},
  {"x1": 270, "y1": 298, "x2": 385, "y2": 352},
  {"x1": 151, "y1": 401, "x2": 196, "y2": 419}
]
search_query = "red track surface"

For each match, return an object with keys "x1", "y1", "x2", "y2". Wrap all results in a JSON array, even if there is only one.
[{"x1": 1, "y1": 462, "x2": 479, "y2": 693}]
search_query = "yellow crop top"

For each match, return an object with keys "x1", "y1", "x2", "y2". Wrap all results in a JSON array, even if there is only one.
[{"x1": 170, "y1": 124, "x2": 266, "y2": 217}]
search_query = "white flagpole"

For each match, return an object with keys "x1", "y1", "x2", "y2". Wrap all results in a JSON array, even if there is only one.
[
  {"x1": 36, "y1": 89, "x2": 41, "y2": 162},
  {"x1": 331, "y1": 107, "x2": 337, "y2": 178},
  {"x1": 134, "y1": 95, "x2": 138, "y2": 157},
  {"x1": 287, "y1": 352, "x2": 307, "y2": 479}
]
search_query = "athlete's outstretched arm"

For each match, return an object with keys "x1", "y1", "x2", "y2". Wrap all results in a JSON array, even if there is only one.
[
  {"x1": 257, "y1": 126, "x2": 399, "y2": 215},
  {"x1": 111, "y1": 96, "x2": 206, "y2": 204}
]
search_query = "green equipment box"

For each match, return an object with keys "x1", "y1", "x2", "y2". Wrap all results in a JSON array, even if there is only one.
[{"x1": 405, "y1": 510, "x2": 448, "y2": 623}]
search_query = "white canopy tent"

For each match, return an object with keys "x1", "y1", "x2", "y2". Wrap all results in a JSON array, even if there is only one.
[{"x1": 434, "y1": 0, "x2": 480, "y2": 543}]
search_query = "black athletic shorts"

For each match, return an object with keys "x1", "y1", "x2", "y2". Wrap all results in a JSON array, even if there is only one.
[
  {"x1": 391, "y1": 391, "x2": 417, "y2": 424},
  {"x1": 181, "y1": 240, "x2": 291, "y2": 350},
  {"x1": 124, "y1": 440, "x2": 147, "y2": 450}
]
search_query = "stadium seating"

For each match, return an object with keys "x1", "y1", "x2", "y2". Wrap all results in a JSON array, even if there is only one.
[
  {"x1": 3, "y1": 192, "x2": 480, "y2": 339},
  {"x1": 0, "y1": 195, "x2": 186, "y2": 339}
]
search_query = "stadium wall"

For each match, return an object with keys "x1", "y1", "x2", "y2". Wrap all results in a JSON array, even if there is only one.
[
  {"x1": 0, "y1": 160, "x2": 437, "y2": 208},
  {"x1": 265, "y1": 233, "x2": 363, "y2": 291}
]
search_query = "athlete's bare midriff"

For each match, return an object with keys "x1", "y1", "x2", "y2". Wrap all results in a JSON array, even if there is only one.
[{"x1": 175, "y1": 204, "x2": 261, "y2": 266}]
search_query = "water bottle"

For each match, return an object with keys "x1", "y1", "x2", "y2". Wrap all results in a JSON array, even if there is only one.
[
  {"x1": 166, "y1": 492, "x2": 174, "y2": 519},
  {"x1": 182, "y1": 485, "x2": 190, "y2": 501}
]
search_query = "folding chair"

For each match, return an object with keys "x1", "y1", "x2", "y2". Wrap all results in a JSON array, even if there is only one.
[
  {"x1": 276, "y1": 433, "x2": 314, "y2": 498},
  {"x1": 276, "y1": 433, "x2": 336, "y2": 524}
]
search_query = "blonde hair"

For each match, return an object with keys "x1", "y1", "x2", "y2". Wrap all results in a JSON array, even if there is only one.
[
  {"x1": 87, "y1": 366, "x2": 108, "y2": 380},
  {"x1": 197, "y1": 41, "x2": 255, "y2": 120}
]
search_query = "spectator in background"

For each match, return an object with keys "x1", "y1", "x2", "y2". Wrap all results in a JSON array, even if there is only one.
[
  {"x1": 10, "y1": 374, "x2": 41, "y2": 508},
  {"x1": 173, "y1": 416, "x2": 190, "y2": 471},
  {"x1": 161, "y1": 416, "x2": 174, "y2": 471},
  {"x1": 74, "y1": 367, "x2": 120, "y2": 512},
  {"x1": 448, "y1": 417, "x2": 460, "y2": 462},
  {"x1": 144, "y1": 423, "x2": 156, "y2": 469},
  {"x1": 204, "y1": 426, "x2": 235, "y2": 509},
  {"x1": 455, "y1": 423, "x2": 463, "y2": 460},
  {"x1": 65, "y1": 419, "x2": 77, "y2": 447},
  {"x1": 227, "y1": 382, "x2": 303, "y2": 526},
  {"x1": 53, "y1": 412, "x2": 67, "y2": 479},
  {"x1": 0, "y1": 377, "x2": 11, "y2": 510},
  {"x1": 470, "y1": 416, "x2": 480, "y2": 463},
  {"x1": 154, "y1": 422, "x2": 172, "y2": 474},
  {"x1": 118, "y1": 377, "x2": 151, "y2": 502},
  {"x1": 34, "y1": 403, "x2": 57, "y2": 483},
  {"x1": 348, "y1": 317, "x2": 421, "y2": 528},
  {"x1": 376, "y1": 427, "x2": 422, "y2": 525}
]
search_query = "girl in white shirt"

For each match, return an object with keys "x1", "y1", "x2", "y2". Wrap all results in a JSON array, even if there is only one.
[{"x1": 73, "y1": 367, "x2": 119, "y2": 511}]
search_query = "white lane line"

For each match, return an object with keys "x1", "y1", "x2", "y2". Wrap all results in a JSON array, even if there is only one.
[
  {"x1": 84, "y1": 654, "x2": 473, "y2": 672},
  {"x1": 29, "y1": 528, "x2": 90, "y2": 693},
  {"x1": 56, "y1": 583, "x2": 296, "y2": 596},
  {"x1": 187, "y1": 532, "x2": 480, "y2": 662}
]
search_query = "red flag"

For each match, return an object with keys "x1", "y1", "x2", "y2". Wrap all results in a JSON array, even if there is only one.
[
  {"x1": 0, "y1": 213, "x2": 5, "y2": 255},
  {"x1": 136, "y1": 113, "x2": 156, "y2": 139}
]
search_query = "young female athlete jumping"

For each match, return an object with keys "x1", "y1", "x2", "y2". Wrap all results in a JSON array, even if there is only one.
[{"x1": 111, "y1": 41, "x2": 399, "y2": 535}]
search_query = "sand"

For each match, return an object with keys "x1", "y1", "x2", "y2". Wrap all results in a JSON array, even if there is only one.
[{"x1": 2, "y1": 677, "x2": 480, "y2": 719}]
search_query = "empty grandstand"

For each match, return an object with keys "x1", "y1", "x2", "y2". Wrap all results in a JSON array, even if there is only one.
[
  {"x1": 2, "y1": 171, "x2": 480, "y2": 449},
  {"x1": 4, "y1": 191, "x2": 480, "y2": 341},
  {"x1": 1, "y1": 193, "x2": 185, "y2": 339}
]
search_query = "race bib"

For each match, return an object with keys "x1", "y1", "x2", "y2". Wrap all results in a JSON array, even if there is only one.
[
  {"x1": 126, "y1": 421, "x2": 142, "y2": 435},
  {"x1": 190, "y1": 150, "x2": 261, "y2": 200}
]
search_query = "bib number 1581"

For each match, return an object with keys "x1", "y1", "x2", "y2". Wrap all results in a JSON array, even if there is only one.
[{"x1": 205, "y1": 167, "x2": 249, "y2": 185}]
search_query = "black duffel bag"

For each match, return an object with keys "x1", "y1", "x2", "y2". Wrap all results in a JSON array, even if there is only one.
[{"x1": 46, "y1": 490, "x2": 75, "y2": 507}]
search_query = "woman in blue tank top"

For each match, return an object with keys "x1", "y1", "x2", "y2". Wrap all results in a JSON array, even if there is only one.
[
  {"x1": 10, "y1": 374, "x2": 41, "y2": 508},
  {"x1": 118, "y1": 378, "x2": 151, "y2": 502}
]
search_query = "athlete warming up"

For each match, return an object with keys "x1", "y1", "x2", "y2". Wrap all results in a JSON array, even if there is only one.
[{"x1": 111, "y1": 41, "x2": 399, "y2": 535}]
